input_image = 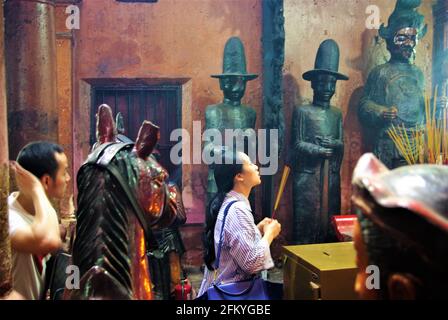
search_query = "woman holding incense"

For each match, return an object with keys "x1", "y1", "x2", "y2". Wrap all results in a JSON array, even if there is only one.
[{"x1": 197, "y1": 150, "x2": 281, "y2": 297}]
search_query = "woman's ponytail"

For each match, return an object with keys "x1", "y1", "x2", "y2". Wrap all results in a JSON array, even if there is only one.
[
  {"x1": 203, "y1": 192, "x2": 227, "y2": 271},
  {"x1": 202, "y1": 150, "x2": 243, "y2": 271}
]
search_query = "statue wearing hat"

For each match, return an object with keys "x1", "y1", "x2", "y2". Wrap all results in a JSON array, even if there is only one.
[
  {"x1": 359, "y1": 0, "x2": 427, "y2": 169},
  {"x1": 205, "y1": 37, "x2": 258, "y2": 206},
  {"x1": 291, "y1": 39, "x2": 348, "y2": 245}
]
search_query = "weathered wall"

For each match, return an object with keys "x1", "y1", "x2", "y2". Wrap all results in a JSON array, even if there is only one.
[
  {"x1": 274, "y1": 0, "x2": 434, "y2": 244},
  {"x1": 72, "y1": 0, "x2": 263, "y2": 266}
]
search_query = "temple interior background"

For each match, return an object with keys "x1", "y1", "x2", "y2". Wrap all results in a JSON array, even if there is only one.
[{"x1": 0, "y1": 0, "x2": 446, "y2": 272}]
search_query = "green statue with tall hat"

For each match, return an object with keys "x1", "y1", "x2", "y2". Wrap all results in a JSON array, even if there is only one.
[
  {"x1": 291, "y1": 39, "x2": 348, "y2": 245},
  {"x1": 204, "y1": 37, "x2": 258, "y2": 206},
  {"x1": 359, "y1": 0, "x2": 427, "y2": 168}
]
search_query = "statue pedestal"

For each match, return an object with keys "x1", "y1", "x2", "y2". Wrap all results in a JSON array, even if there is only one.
[{"x1": 283, "y1": 242, "x2": 357, "y2": 300}]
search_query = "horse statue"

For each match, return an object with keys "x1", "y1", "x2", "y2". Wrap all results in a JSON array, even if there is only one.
[{"x1": 65, "y1": 104, "x2": 186, "y2": 299}]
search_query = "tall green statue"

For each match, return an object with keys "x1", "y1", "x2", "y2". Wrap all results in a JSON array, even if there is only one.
[
  {"x1": 205, "y1": 37, "x2": 258, "y2": 205},
  {"x1": 359, "y1": 0, "x2": 427, "y2": 168},
  {"x1": 291, "y1": 39, "x2": 348, "y2": 244}
]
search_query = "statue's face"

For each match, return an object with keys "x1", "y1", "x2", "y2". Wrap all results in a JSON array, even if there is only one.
[
  {"x1": 390, "y1": 27, "x2": 418, "y2": 62},
  {"x1": 220, "y1": 76, "x2": 247, "y2": 104},
  {"x1": 311, "y1": 74, "x2": 337, "y2": 103}
]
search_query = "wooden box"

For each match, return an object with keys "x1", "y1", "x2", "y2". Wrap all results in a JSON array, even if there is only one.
[{"x1": 282, "y1": 242, "x2": 358, "y2": 300}]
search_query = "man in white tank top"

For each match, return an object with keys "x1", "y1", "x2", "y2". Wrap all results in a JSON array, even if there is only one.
[{"x1": 8, "y1": 142, "x2": 70, "y2": 299}]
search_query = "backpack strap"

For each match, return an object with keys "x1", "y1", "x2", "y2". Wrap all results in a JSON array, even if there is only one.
[{"x1": 214, "y1": 200, "x2": 239, "y2": 272}]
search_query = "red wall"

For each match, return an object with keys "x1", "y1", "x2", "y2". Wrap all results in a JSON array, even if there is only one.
[
  {"x1": 72, "y1": 0, "x2": 263, "y2": 227},
  {"x1": 69, "y1": 0, "x2": 263, "y2": 266}
]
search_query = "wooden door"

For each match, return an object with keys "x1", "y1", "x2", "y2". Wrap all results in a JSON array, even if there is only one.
[{"x1": 90, "y1": 86, "x2": 182, "y2": 185}]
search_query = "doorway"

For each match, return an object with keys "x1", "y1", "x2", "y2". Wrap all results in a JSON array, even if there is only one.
[{"x1": 90, "y1": 85, "x2": 182, "y2": 184}]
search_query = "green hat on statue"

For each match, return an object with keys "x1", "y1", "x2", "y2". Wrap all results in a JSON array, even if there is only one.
[
  {"x1": 379, "y1": 0, "x2": 427, "y2": 40},
  {"x1": 303, "y1": 39, "x2": 349, "y2": 81},
  {"x1": 211, "y1": 36, "x2": 258, "y2": 80}
]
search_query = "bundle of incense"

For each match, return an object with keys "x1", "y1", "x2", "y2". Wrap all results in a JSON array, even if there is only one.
[
  {"x1": 387, "y1": 88, "x2": 448, "y2": 165},
  {"x1": 272, "y1": 165, "x2": 290, "y2": 220}
]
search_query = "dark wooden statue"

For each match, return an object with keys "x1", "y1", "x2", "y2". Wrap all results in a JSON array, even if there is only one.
[
  {"x1": 359, "y1": 0, "x2": 427, "y2": 169},
  {"x1": 66, "y1": 104, "x2": 186, "y2": 300},
  {"x1": 205, "y1": 36, "x2": 258, "y2": 205},
  {"x1": 291, "y1": 39, "x2": 348, "y2": 245},
  {"x1": 115, "y1": 112, "x2": 187, "y2": 300},
  {"x1": 352, "y1": 153, "x2": 448, "y2": 299}
]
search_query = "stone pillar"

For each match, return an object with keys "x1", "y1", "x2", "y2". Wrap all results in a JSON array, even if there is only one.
[
  {"x1": 261, "y1": 0, "x2": 285, "y2": 219},
  {"x1": 5, "y1": 0, "x2": 58, "y2": 159},
  {"x1": 0, "y1": 0, "x2": 12, "y2": 298}
]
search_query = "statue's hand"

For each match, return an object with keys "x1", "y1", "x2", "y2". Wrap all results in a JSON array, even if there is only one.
[
  {"x1": 382, "y1": 106, "x2": 398, "y2": 121},
  {"x1": 317, "y1": 136, "x2": 339, "y2": 149},
  {"x1": 319, "y1": 147, "x2": 333, "y2": 158}
]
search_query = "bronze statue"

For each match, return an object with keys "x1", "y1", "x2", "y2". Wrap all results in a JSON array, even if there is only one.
[
  {"x1": 359, "y1": 0, "x2": 427, "y2": 169},
  {"x1": 291, "y1": 39, "x2": 348, "y2": 244},
  {"x1": 66, "y1": 104, "x2": 186, "y2": 300},
  {"x1": 352, "y1": 153, "x2": 448, "y2": 299},
  {"x1": 205, "y1": 37, "x2": 258, "y2": 205}
]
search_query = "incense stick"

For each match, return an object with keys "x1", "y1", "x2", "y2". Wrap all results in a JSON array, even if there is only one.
[
  {"x1": 272, "y1": 166, "x2": 290, "y2": 220},
  {"x1": 387, "y1": 89, "x2": 448, "y2": 165}
]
